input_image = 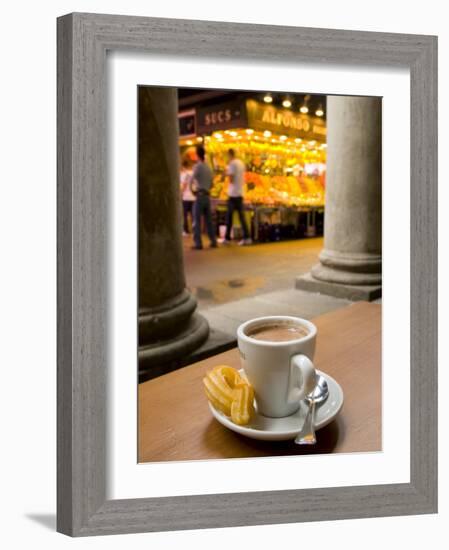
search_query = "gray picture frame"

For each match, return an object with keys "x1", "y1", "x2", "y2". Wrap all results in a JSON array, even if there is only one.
[{"x1": 57, "y1": 12, "x2": 438, "y2": 537}]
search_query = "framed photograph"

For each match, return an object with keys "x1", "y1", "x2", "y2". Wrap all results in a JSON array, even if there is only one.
[{"x1": 57, "y1": 13, "x2": 437, "y2": 536}]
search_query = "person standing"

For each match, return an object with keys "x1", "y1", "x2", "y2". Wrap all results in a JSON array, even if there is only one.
[
  {"x1": 180, "y1": 158, "x2": 195, "y2": 236},
  {"x1": 191, "y1": 146, "x2": 217, "y2": 250},
  {"x1": 220, "y1": 148, "x2": 252, "y2": 245}
]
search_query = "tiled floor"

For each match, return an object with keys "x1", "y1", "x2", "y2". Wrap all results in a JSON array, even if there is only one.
[
  {"x1": 184, "y1": 235, "x2": 325, "y2": 309},
  {"x1": 183, "y1": 235, "x2": 353, "y2": 337}
]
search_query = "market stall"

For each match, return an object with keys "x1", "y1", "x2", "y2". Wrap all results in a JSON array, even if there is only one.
[{"x1": 179, "y1": 97, "x2": 326, "y2": 242}]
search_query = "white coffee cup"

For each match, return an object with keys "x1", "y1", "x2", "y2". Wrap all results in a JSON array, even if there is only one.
[{"x1": 237, "y1": 315, "x2": 317, "y2": 418}]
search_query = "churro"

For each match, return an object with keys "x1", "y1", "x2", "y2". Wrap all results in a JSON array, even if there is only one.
[{"x1": 203, "y1": 365, "x2": 255, "y2": 425}]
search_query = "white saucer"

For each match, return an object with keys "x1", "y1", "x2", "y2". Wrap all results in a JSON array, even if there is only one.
[{"x1": 208, "y1": 369, "x2": 344, "y2": 441}]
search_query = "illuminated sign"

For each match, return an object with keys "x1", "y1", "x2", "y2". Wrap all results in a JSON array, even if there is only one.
[
  {"x1": 197, "y1": 100, "x2": 247, "y2": 134},
  {"x1": 191, "y1": 98, "x2": 326, "y2": 141},
  {"x1": 246, "y1": 99, "x2": 326, "y2": 141}
]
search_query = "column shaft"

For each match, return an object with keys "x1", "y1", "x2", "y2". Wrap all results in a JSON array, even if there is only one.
[
  {"x1": 297, "y1": 95, "x2": 382, "y2": 300},
  {"x1": 138, "y1": 87, "x2": 208, "y2": 373}
]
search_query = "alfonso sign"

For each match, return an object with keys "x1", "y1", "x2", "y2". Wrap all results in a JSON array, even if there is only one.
[{"x1": 246, "y1": 99, "x2": 326, "y2": 141}]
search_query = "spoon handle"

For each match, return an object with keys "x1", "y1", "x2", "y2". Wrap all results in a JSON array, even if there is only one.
[{"x1": 294, "y1": 401, "x2": 317, "y2": 445}]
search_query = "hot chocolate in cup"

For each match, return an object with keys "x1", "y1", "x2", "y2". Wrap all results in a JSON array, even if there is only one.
[{"x1": 237, "y1": 316, "x2": 317, "y2": 418}]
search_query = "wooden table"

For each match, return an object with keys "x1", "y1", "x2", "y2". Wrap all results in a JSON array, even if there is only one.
[{"x1": 139, "y1": 302, "x2": 381, "y2": 462}]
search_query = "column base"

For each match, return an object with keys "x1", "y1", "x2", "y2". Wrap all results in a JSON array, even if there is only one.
[
  {"x1": 296, "y1": 272, "x2": 382, "y2": 302},
  {"x1": 316, "y1": 249, "x2": 382, "y2": 284},
  {"x1": 139, "y1": 289, "x2": 198, "y2": 343},
  {"x1": 139, "y1": 311, "x2": 209, "y2": 373}
]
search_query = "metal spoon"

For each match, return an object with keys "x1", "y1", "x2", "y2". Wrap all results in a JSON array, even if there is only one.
[{"x1": 294, "y1": 375, "x2": 329, "y2": 445}]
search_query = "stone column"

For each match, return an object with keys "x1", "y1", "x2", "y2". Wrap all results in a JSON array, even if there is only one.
[
  {"x1": 138, "y1": 87, "x2": 209, "y2": 376},
  {"x1": 296, "y1": 96, "x2": 382, "y2": 301}
]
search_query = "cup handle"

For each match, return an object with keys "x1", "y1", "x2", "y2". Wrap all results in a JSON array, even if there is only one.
[{"x1": 288, "y1": 354, "x2": 317, "y2": 405}]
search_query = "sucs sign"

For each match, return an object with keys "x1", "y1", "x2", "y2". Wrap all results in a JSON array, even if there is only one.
[{"x1": 197, "y1": 100, "x2": 247, "y2": 133}]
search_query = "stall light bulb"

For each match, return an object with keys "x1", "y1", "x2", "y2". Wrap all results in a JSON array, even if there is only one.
[
  {"x1": 300, "y1": 105, "x2": 309, "y2": 114},
  {"x1": 263, "y1": 130, "x2": 272, "y2": 138},
  {"x1": 229, "y1": 131, "x2": 238, "y2": 137},
  {"x1": 263, "y1": 94, "x2": 273, "y2": 103},
  {"x1": 294, "y1": 138, "x2": 302, "y2": 143},
  {"x1": 282, "y1": 98, "x2": 292, "y2": 108},
  {"x1": 214, "y1": 133, "x2": 223, "y2": 139},
  {"x1": 196, "y1": 136, "x2": 203, "y2": 142},
  {"x1": 246, "y1": 128, "x2": 254, "y2": 135},
  {"x1": 186, "y1": 140, "x2": 193, "y2": 145},
  {"x1": 280, "y1": 135, "x2": 287, "y2": 141},
  {"x1": 315, "y1": 107, "x2": 324, "y2": 117}
]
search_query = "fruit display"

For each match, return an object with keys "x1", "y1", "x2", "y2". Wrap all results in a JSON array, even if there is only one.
[
  {"x1": 180, "y1": 129, "x2": 326, "y2": 207},
  {"x1": 210, "y1": 170, "x2": 325, "y2": 206},
  {"x1": 204, "y1": 131, "x2": 326, "y2": 207},
  {"x1": 203, "y1": 365, "x2": 255, "y2": 426},
  {"x1": 205, "y1": 135, "x2": 326, "y2": 171}
]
